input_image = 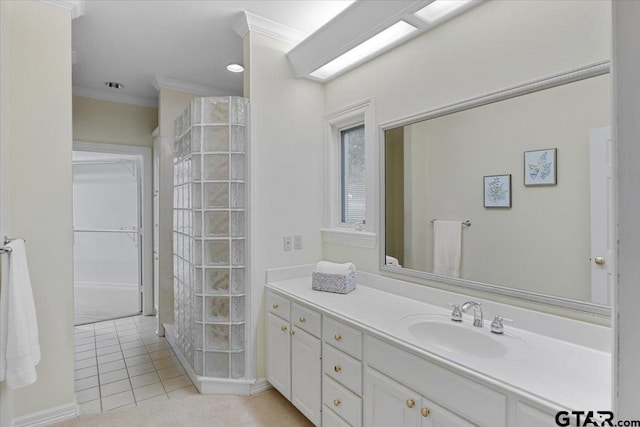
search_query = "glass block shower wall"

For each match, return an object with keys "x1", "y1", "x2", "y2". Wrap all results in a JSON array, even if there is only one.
[{"x1": 173, "y1": 97, "x2": 248, "y2": 380}]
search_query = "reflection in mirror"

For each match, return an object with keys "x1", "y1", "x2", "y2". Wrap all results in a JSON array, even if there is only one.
[{"x1": 384, "y1": 73, "x2": 611, "y2": 308}]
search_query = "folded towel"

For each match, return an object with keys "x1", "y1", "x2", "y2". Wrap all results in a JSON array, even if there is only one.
[
  {"x1": 432, "y1": 220, "x2": 462, "y2": 278},
  {"x1": 315, "y1": 261, "x2": 356, "y2": 276},
  {"x1": 385, "y1": 255, "x2": 402, "y2": 268},
  {"x1": 0, "y1": 239, "x2": 40, "y2": 389}
]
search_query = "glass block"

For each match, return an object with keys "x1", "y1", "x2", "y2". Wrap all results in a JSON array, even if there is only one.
[
  {"x1": 194, "y1": 240, "x2": 202, "y2": 265},
  {"x1": 230, "y1": 126, "x2": 245, "y2": 152},
  {"x1": 230, "y1": 212, "x2": 244, "y2": 237},
  {"x1": 193, "y1": 322, "x2": 203, "y2": 348},
  {"x1": 204, "y1": 268, "x2": 229, "y2": 294},
  {"x1": 204, "y1": 211, "x2": 229, "y2": 237},
  {"x1": 205, "y1": 296, "x2": 229, "y2": 322},
  {"x1": 192, "y1": 184, "x2": 201, "y2": 209},
  {"x1": 205, "y1": 351, "x2": 229, "y2": 378},
  {"x1": 191, "y1": 125, "x2": 202, "y2": 153},
  {"x1": 230, "y1": 269, "x2": 245, "y2": 294},
  {"x1": 192, "y1": 99, "x2": 202, "y2": 125},
  {"x1": 231, "y1": 296, "x2": 245, "y2": 322},
  {"x1": 230, "y1": 183, "x2": 244, "y2": 208},
  {"x1": 193, "y1": 350, "x2": 203, "y2": 375},
  {"x1": 230, "y1": 98, "x2": 247, "y2": 126},
  {"x1": 194, "y1": 295, "x2": 203, "y2": 322},
  {"x1": 230, "y1": 324, "x2": 244, "y2": 351},
  {"x1": 230, "y1": 154, "x2": 244, "y2": 180},
  {"x1": 205, "y1": 324, "x2": 229, "y2": 351},
  {"x1": 203, "y1": 183, "x2": 229, "y2": 208},
  {"x1": 194, "y1": 267, "x2": 203, "y2": 293},
  {"x1": 231, "y1": 240, "x2": 244, "y2": 266},
  {"x1": 204, "y1": 98, "x2": 229, "y2": 124},
  {"x1": 231, "y1": 352, "x2": 245, "y2": 379},
  {"x1": 203, "y1": 154, "x2": 229, "y2": 180},
  {"x1": 183, "y1": 129, "x2": 191, "y2": 154},
  {"x1": 203, "y1": 126, "x2": 229, "y2": 152},
  {"x1": 191, "y1": 155, "x2": 201, "y2": 181},
  {"x1": 204, "y1": 240, "x2": 229, "y2": 266},
  {"x1": 194, "y1": 214, "x2": 202, "y2": 238}
]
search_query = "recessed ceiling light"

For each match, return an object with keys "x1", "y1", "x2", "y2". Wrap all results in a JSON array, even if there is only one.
[
  {"x1": 414, "y1": 0, "x2": 472, "y2": 24},
  {"x1": 226, "y1": 64, "x2": 244, "y2": 73},
  {"x1": 310, "y1": 21, "x2": 417, "y2": 80},
  {"x1": 105, "y1": 81, "x2": 124, "y2": 89}
]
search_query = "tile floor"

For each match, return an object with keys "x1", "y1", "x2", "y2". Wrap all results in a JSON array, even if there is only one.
[{"x1": 74, "y1": 315, "x2": 198, "y2": 415}]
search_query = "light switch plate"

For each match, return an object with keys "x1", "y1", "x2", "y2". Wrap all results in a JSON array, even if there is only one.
[
  {"x1": 283, "y1": 235, "x2": 293, "y2": 251},
  {"x1": 294, "y1": 235, "x2": 302, "y2": 250}
]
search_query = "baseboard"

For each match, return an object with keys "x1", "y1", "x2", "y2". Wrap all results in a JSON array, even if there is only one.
[
  {"x1": 250, "y1": 378, "x2": 273, "y2": 395},
  {"x1": 74, "y1": 281, "x2": 138, "y2": 289},
  {"x1": 12, "y1": 400, "x2": 78, "y2": 427}
]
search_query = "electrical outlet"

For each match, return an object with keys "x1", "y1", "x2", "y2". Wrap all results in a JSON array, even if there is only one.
[
  {"x1": 283, "y1": 235, "x2": 293, "y2": 251},
  {"x1": 294, "y1": 235, "x2": 302, "y2": 250}
]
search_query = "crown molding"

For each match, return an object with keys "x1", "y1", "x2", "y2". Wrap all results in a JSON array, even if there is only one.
[
  {"x1": 233, "y1": 11, "x2": 309, "y2": 45},
  {"x1": 38, "y1": 1, "x2": 84, "y2": 19},
  {"x1": 152, "y1": 76, "x2": 237, "y2": 97},
  {"x1": 73, "y1": 85, "x2": 158, "y2": 108}
]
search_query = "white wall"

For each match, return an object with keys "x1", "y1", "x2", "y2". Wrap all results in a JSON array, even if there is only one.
[
  {"x1": 245, "y1": 31, "x2": 324, "y2": 378},
  {"x1": 2, "y1": 0, "x2": 75, "y2": 418},
  {"x1": 322, "y1": 0, "x2": 611, "y2": 307}
]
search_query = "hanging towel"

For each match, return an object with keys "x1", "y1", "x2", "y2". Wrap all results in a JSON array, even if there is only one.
[
  {"x1": 432, "y1": 221, "x2": 462, "y2": 278},
  {"x1": 385, "y1": 255, "x2": 402, "y2": 268},
  {"x1": 0, "y1": 239, "x2": 40, "y2": 389},
  {"x1": 315, "y1": 261, "x2": 356, "y2": 276}
]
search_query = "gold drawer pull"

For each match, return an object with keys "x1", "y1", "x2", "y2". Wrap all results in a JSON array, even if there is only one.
[
  {"x1": 289, "y1": 329, "x2": 295, "y2": 336},
  {"x1": 333, "y1": 399, "x2": 341, "y2": 407},
  {"x1": 281, "y1": 325, "x2": 287, "y2": 331},
  {"x1": 406, "y1": 399, "x2": 415, "y2": 409},
  {"x1": 421, "y1": 407, "x2": 430, "y2": 417},
  {"x1": 299, "y1": 316, "x2": 306, "y2": 323},
  {"x1": 272, "y1": 304, "x2": 279, "y2": 309},
  {"x1": 334, "y1": 365, "x2": 342, "y2": 373},
  {"x1": 334, "y1": 334, "x2": 342, "y2": 341}
]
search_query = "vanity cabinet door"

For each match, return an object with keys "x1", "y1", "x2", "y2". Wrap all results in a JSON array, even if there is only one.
[
  {"x1": 291, "y1": 327, "x2": 321, "y2": 426},
  {"x1": 365, "y1": 367, "x2": 421, "y2": 427},
  {"x1": 267, "y1": 312, "x2": 291, "y2": 400},
  {"x1": 420, "y1": 397, "x2": 475, "y2": 427}
]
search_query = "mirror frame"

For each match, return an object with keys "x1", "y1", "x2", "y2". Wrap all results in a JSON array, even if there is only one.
[{"x1": 379, "y1": 60, "x2": 611, "y2": 317}]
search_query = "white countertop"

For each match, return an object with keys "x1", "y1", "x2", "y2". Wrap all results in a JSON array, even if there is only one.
[{"x1": 266, "y1": 276, "x2": 611, "y2": 411}]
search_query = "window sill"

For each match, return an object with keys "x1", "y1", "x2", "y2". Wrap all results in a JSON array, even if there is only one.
[{"x1": 321, "y1": 228, "x2": 377, "y2": 248}]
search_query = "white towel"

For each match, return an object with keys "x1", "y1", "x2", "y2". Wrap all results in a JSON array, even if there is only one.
[
  {"x1": 0, "y1": 239, "x2": 40, "y2": 389},
  {"x1": 432, "y1": 221, "x2": 462, "y2": 278},
  {"x1": 315, "y1": 261, "x2": 356, "y2": 276},
  {"x1": 385, "y1": 255, "x2": 402, "y2": 268}
]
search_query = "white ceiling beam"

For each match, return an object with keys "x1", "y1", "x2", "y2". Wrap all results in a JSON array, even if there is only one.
[
  {"x1": 233, "y1": 11, "x2": 309, "y2": 45},
  {"x1": 38, "y1": 1, "x2": 84, "y2": 19},
  {"x1": 151, "y1": 77, "x2": 237, "y2": 97},
  {"x1": 73, "y1": 85, "x2": 158, "y2": 109}
]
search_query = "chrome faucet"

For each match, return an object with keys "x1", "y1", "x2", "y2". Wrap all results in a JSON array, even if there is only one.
[{"x1": 461, "y1": 301, "x2": 483, "y2": 327}]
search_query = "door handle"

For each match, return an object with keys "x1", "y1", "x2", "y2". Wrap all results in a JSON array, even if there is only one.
[{"x1": 594, "y1": 257, "x2": 606, "y2": 266}]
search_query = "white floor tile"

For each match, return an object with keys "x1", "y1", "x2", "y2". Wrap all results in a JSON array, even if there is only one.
[
  {"x1": 78, "y1": 399, "x2": 102, "y2": 416},
  {"x1": 120, "y1": 340, "x2": 145, "y2": 350},
  {"x1": 153, "y1": 356, "x2": 181, "y2": 371},
  {"x1": 100, "y1": 378, "x2": 132, "y2": 397},
  {"x1": 75, "y1": 349, "x2": 97, "y2": 361},
  {"x1": 130, "y1": 371, "x2": 160, "y2": 389},
  {"x1": 75, "y1": 366, "x2": 98, "y2": 380},
  {"x1": 97, "y1": 351, "x2": 123, "y2": 365},
  {"x1": 98, "y1": 359, "x2": 126, "y2": 374},
  {"x1": 75, "y1": 357, "x2": 97, "y2": 370},
  {"x1": 167, "y1": 385, "x2": 199, "y2": 400},
  {"x1": 101, "y1": 390, "x2": 135, "y2": 411},
  {"x1": 75, "y1": 375, "x2": 99, "y2": 392},
  {"x1": 96, "y1": 344, "x2": 121, "y2": 356},
  {"x1": 156, "y1": 364, "x2": 186, "y2": 381},
  {"x1": 98, "y1": 368, "x2": 129, "y2": 385},
  {"x1": 74, "y1": 331, "x2": 94, "y2": 340},
  {"x1": 136, "y1": 393, "x2": 169, "y2": 407},
  {"x1": 96, "y1": 338, "x2": 119, "y2": 349},
  {"x1": 74, "y1": 336, "x2": 95, "y2": 346},
  {"x1": 119, "y1": 334, "x2": 143, "y2": 344},
  {"x1": 149, "y1": 349, "x2": 175, "y2": 362},
  {"x1": 95, "y1": 333, "x2": 118, "y2": 342},
  {"x1": 133, "y1": 382, "x2": 166, "y2": 401},
  {"x1": 75, "y1": 343, "x2": 95, "y2": 353},
  {"x1": 145, "y1": 341, "x2": 170, "y2": 353},
  {"x1": 161, "y1": 374, "x2": 193, "y2": 392},
  {"x1": 122, "y1": 346, "x2": 147, "y2": 358},
  {"x1": 77, "y1": 387, "x2": 100, "y2": 404},
  {"x1": 127, "y1": 362, "x2": 156, "y2": 377},
  {"x1": 125, "y1": 354, "x2": 152, "y2": 368}
]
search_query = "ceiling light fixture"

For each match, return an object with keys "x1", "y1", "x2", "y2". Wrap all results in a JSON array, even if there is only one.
[
  {"x1": 414, "y1": 0, "x2": 472, "y2": 24},
  {"x1": 309, "y1": 20, "x2": 417, "y2": 80},
  {"x1": 226, "y1": 64, "x2": 244, "y2": 73},
  {"x1": 105, "y1": 81, "x2": 124, "y2": 89}
]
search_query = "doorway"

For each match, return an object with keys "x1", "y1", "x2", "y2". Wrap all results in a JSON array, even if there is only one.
[{"x1": 73, "y1": 142, "x2": 153, "y2": 325}]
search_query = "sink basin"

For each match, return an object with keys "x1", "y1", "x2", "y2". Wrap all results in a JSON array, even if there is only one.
[{"x1": 404, "y1": 316, "x2": 509, "y2": 359}]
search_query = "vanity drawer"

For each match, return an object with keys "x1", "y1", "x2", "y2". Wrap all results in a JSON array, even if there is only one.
[
  {"x1": 292, "y1": 302, "x2": 321, "y2": 338},
  {"x1": 323, "y1": 406, "x2": 352, "y2": 427},
  {"x1": 366, "y1": 335, "x2": 506, "y2": 427},
  {"x1": 323, "y1": 316, "x2": 362, "y2": 360},
  {"x1": 323, "y1": 343, "x2": 362, "y2": 395},
  {"x1": 323, "y1": 375, "x2": 362, "y2": 427},
  {"x1": 266, "y1": 291, "x2": 290, "y2": 321}
]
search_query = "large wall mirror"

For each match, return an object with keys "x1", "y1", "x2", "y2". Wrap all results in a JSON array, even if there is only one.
[{"x1": 381, "y1": 63, "x2": 611, "y2": 316}]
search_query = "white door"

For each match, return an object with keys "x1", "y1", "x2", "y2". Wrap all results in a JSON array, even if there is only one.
[
  {"x1": 365, "y1": 367, "x2": 421, "y2": 427},
  {"x1": 420, "y1": 397, "x2": 475, "y2": 427},
  {"x1": 266, "y1": 312, "x2": 291, "y2": 400},
  {"x1": 291, "y1": 327, "x2": 321, "y2": 425},
  {"x1": 589, "y1": 127, "x2": 615, "y2": 305}
]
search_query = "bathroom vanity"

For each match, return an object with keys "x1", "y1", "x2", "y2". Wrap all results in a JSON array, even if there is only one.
[{"x1": 265, "y1": 267, "x2": 611, "y2": 427}]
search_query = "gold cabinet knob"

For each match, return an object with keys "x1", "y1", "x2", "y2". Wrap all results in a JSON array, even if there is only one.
[
  {"x1": 595, "y1": 257, "x2": 606, "y2": 266},
  {"x1": 406, "y1": 399, "x2": 415, "y2": 409},
  {"x1": 333, "y1": 399, "x2": 341, "y2": 407},
  {"x1": 334, "y1": 334, "x2": 342, "y2": 341},
  {"x1": 289, "y1": 329, "x2": 295, "y2": 336},
  {"x1": 334, "y1": 365, "x2": 342, "y2": 373},
  {"x1": 421, "y1": 407, "x2": 431, "y2": 417},
  {"x1": 272, "y1": 304, "x2": 279, "y2": 309},
  {"x1": 299, "y1": 316, "x2": 306, "y2": 323},
  {"x1": 281, "y1": 325, "x2": 287, "y2": 331}
]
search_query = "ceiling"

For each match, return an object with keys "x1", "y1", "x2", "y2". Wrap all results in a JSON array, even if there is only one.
[{"x1": 72, "y1": 0, "x2": 354, "y2": 107}]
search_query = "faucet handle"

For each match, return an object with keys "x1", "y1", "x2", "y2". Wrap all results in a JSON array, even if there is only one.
[
  {"x1": 490, "y1": 315, "x2": 514, "y2": 334},
  {"x1": 447, "y1": 303, "x2": 462, "y2": 322}
]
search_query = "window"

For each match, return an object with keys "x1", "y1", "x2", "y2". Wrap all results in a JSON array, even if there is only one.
[{"x1": 341, "y1": 125, "x2": 366, "y2": 224}]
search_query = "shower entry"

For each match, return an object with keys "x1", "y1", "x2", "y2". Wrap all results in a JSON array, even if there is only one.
[{"x1": 72, "y1": 144, "x2": 153, "y2": 325}]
